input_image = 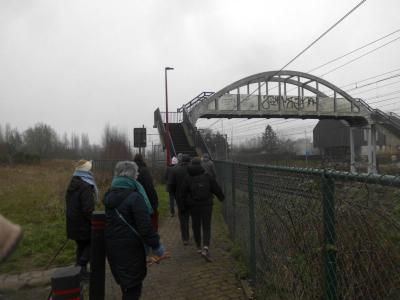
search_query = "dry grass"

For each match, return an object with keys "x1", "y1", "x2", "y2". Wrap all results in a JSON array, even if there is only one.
[
  {"x1": 0, "y1": 160, "x2": 169, "y2": 275},
  {"x1": 0, "y1": 160, "x2": 110, "y2": 274}
]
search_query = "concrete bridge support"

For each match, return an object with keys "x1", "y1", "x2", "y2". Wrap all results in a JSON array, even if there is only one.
[{"x1": 367, "y1": 124, "x2": 377, "y2": 174}]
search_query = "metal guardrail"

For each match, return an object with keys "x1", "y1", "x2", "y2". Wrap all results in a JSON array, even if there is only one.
[
  {"x1": 216, "y1": 160, "x2": 400, "y2": 300},
  {"x1": 167, "y1": 131, "x2": 177, "y2": 158},
  {"x1": 177, "y1": 91, "x2": 214, "y2": 113},
  {"x1": 160, "y1": 112, "x2": 183, "y2": 124},
  {"x1": 154, "y1": 108, "x2": 166, "y2": 149},
  {"x1": 182, "y1": 108, "x2": 212, "y2": 159}
]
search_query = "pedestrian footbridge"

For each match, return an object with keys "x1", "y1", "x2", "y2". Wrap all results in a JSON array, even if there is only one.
[{"x1": 155, "y1": 70, "x2": 400, "y2": 173}]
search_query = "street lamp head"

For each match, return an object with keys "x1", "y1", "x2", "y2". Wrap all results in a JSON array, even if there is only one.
[{"x1": 165, "y1": 67, "x2": 174, "y2": 71}]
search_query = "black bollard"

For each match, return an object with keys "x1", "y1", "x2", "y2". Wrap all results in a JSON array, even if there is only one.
[
  {"x1": 89, "y1": 211, "x2": 106, "y2": 300},
  {"x1": 51, "y1": 266, "x2": 82, "y2": 300}
]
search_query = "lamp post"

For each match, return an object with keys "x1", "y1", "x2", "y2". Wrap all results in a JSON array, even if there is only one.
[{"x1": 165, "y1": 66, "x2": 174, "y2": 166}]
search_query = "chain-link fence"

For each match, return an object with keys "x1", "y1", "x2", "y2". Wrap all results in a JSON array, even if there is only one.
[{"x1": 215, "y1": 161, "x2": 400, "y2": 300}]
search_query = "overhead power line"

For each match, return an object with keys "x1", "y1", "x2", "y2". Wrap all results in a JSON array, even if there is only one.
[
  {"x1": 369, "y1": 96, "x2": 400, "y2": 105},
  {"x1": 349, "y1": 78, "x2": 400, "y2": 95},
  {"x1": 341, "y1": 68, "x2": 400, "y2": 89},
  {"x1": 320, "y1": 36, "x2": 400, "y2": 77},
  {"x1": 203, "y1": 1, "x2": 367, "y2": 134},
  {"x1": 309, "y1": 28, "x2": 400, "y2": 73},
  {"x1": 280, "y1": 0, "x2": 367, "y2": 73},
  {"x1": 238, "y1": 0, "x2": 367, "y2": 105}
]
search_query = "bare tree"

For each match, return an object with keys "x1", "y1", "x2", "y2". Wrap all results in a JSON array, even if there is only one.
[
  {"x1": 101, "y1": 124, "x2": 131, "y2": 159},
  {"x1": 23, "y1": 123, "x2": 58, "y2": 157}
]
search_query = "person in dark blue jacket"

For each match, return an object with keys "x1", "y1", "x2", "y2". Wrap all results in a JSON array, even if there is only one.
[{"x1": 104, "y1": 161, "x2": 166, "y2": 300}]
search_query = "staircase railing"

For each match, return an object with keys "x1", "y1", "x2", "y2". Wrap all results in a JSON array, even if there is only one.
[
  {"x1": 355, "y1": 97, "x2": 374, "y2": 113},
  {"x1": 154, "y1": 108, "x2": 166, "y2": 149},
  {"x1": 178, "y1": 91, "x2": 214, "y2": 113},
  {"x1": 167, "y1": 130, "x2": 177, "y2": 158},
  {"x1": 154, "y1": 108, "x2": 178, "y2": 160},
  {"x1": 369, "y1": 108, "x2": 400, "y2": 137},
  {"x1": 160, "y1": 112, "x2": 183, "y2": 123},
  {"x1": 182, "y1": 108, "x2": 213, "y2": 159}
]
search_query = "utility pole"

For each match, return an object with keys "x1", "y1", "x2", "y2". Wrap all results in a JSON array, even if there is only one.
[{"x1": 164, "y1": 66, "x2": 174, "y2": 166}]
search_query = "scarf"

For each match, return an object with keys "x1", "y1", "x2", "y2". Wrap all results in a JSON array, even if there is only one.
[
  {"x1": 111, "y1": 176, "x2": 153, "y2": 215},
  {"x1": 73, "y1": 170, "x2": 99, "y2": 203}
]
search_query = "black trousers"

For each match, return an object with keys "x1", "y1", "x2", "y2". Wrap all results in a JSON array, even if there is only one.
[
  {"x1": 190, "y1": 205, "x2": 213, "y2": 248},
  {"x1": 75, "y1": 239, "x2": 91, "y2": 267},
  {"x1": 178, "y1": 209, "x2": 190, "y2": 242},
  {"x1": 168, "y1": 193, "x2": 176, "y2": 215},
  {"x1": 121, "y1": 284, "x2": 142, "y2": 300}
]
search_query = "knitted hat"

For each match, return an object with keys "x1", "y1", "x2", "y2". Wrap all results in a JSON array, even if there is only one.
[
  {"x1": 75, "y1": 160, "x2": 92, "y2": 172},
  {"x1": 171, "y1": 157, "x2": 178, "y2": 165}
]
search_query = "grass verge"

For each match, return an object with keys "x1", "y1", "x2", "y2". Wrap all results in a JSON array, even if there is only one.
[{"x1": 0, "y1": 160, "x2": 168, "y2": 274}]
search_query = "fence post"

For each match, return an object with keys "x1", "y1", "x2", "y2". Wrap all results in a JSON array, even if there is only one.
[
  {"x1": 322, "y1": 172, "x2": 337, "y2": 300},
  {"x1": 90, "y1": 212, "x2": 106, "y2": 300},
  {"x1": 231, "y1": 163, "x2": 236, "y2": 240},
  {"x1": 248, "y1": 166, "x2": 257, "y2": 283}
]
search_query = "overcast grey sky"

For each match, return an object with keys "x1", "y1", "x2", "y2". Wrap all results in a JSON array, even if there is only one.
[{"x1": 1, "y1": 0, "x2": 399, "y2": 145}]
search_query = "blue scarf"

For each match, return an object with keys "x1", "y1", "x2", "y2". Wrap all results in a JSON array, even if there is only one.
[
  {"x1": 111, "y1": 176, "x2": 153, "y2": 215},
  {"x1": 73, "y1": 170, "x2": 99, "y2": 203}
]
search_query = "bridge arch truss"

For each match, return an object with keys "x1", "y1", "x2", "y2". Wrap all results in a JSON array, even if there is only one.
[{"x1": 185, "y1": 70, "x2": 373, "y2": 127}]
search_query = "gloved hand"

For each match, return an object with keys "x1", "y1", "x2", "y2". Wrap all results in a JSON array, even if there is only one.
[{"x1": 152, "y1": 244, "x2": 165, "y2": 257}]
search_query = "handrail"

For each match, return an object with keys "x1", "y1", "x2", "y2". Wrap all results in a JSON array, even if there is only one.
[
  {"x1": 160, "y1": 112, "x2": 183, "y2": 123},
  {"x1": 178, "y1": 91, "x2": 214, "y2": 113},
  {"x1": 389, "y1": 112, "x2": 400, "y2": 119},
  {"x1": 355, "y1": 98, "x2": 374, "y2": 113},
  {"x1": 167, "y1": 130, "x2": 177, "y2": 158},
  {"x1": 154, "y1": 108, "x2": 166, "y2": 148},
  {"x1": 182, "y1": 108, "x2": 213, "y2": 159},
  {"x1": 154, "y1": 108, "x2": 178, "y2": 158}
]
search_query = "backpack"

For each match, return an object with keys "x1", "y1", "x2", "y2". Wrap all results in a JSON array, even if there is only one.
[{"x1": 190, "y1": 174, "x2": 212, "y2": 202}]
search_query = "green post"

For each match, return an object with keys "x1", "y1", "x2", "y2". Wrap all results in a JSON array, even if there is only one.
[
  {"x1": 322, "y1": 172, "x2": 337, "y2": 300},
  {"x1": 248, "y1": 166, "x2": 257, "y2": 282},
  {"x1": 232, "y1": 163, "x2": 236, "y2": 239}
]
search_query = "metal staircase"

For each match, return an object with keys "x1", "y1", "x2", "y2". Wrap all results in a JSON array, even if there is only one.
[
  {"x1": 169, "y1": 123, "x2": 197, "y2": 157},
  {"x1": 154, "y1": 104, "x2": 212, "y2": 161},
  {"x1": 372, "y1": 109, "x2": 400, "y2": 138}
]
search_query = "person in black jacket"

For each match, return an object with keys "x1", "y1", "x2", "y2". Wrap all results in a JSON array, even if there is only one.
[
  {"x1": 134, "y1": 154, "x2": 159, "y2": 232},
  {"x1": 65, "y1": 160, "x2": 98, "y2": 278},
  {"x1": 104, "y1": 161, "x2": 166, "y2": 300},
  {"x1": 181, "y1": 157, "x2": 224, "y2": 262},
  {"x1": 169, "y1": 154, "x2": 191, "y2": 245}
]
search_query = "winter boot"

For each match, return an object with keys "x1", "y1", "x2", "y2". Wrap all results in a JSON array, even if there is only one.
[
  {"x1": 0, "y1": 215, "x2": 23, "y2": 263},
  {"x1": 201, "y1": 246, "x2": 213, "y2": 262}
]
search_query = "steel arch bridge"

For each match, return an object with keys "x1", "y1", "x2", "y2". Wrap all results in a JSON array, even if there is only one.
[
  {"x1": 181, "y1": 70, "x2": 374, "y2": 127},
  {"x1": 154, "y1": 70, "x2": 400, "y2": 173}
]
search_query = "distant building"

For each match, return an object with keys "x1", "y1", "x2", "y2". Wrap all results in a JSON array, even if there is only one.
[{"x1": 313, "y1": 120, "x2": 400, "y2": 158}]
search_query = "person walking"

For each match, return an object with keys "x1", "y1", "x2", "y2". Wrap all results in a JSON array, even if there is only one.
[
  {"x1": 181, "y1": 157, "x2": 224, "y2": 261},
  {"x1": 165, "y1": 156, "x2": 178, "y2": 217},
  {"x1": 201, "y1": 153, "x2": 217, "y2": 179},
  {"x1": 65, "y1": 159, "x2": 98, "y2": 279},
  {"x1": 169, "y1": 154, "x2": 191, "y2": 245},
  {"x1": 134, "y1": 154, "x2": 159, "y2": 232},
  {"x1": 104, "y1": 161, "x2": 167, "y2": 300}
]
